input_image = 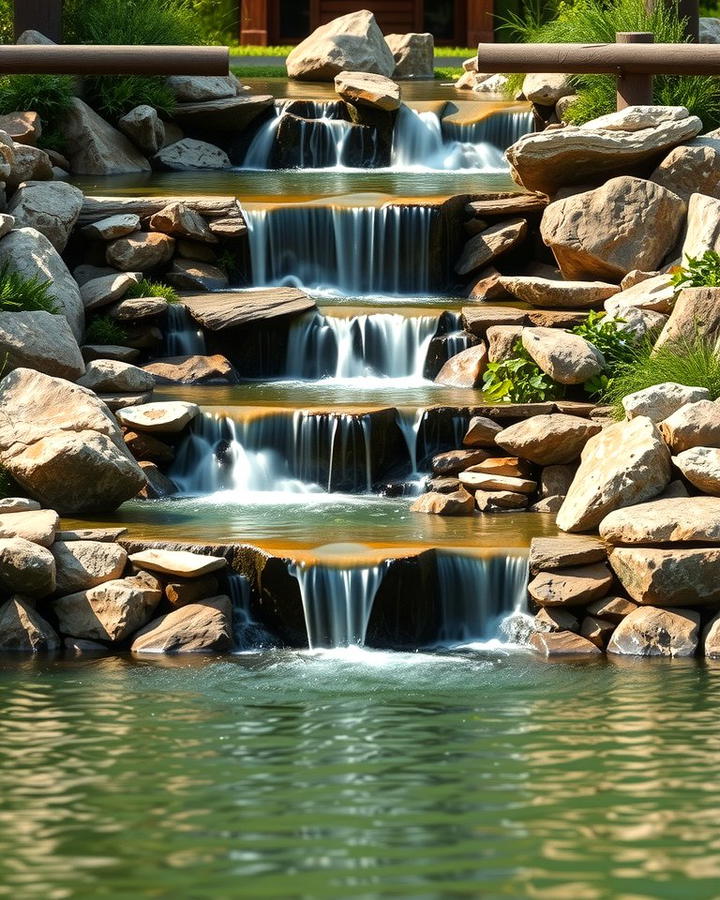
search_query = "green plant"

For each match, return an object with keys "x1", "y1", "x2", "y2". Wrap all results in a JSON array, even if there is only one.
[
  {"x1": 126, "y1": 279, "x2": 180, "y2": 304},
  {"x1": 216, "y1": 249, "x2": 240, "y2": 279},
  {"x1": 85, "y1": 316, "x2": 129, "y2": 345},
  {"x1": 0, "y1": 73, "x2": 73, "y2": 149},
  {"x1": 603, "y1": 336, "x2": 720, "y2": 417},
  {"x1": 671, "y1": 250, "x2": 720, "y2": 288},
  {"x1": 570, "y1": 310, "x2": 639, "y2": 395},
  {"x1": 482, "y1": 340, "x2": 565, "y2": 402},
  {"x1": 0, "y1": 0, "x2": 11, "y2": 44},
  {"x1": 83, "y1": 74, "x2": 176, "y2": 120},
  {"x1": 0, "y1": 262, "x2": 59, "y2": 313}
]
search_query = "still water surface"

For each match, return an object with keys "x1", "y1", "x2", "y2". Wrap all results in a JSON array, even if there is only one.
[{"x1": 1, "y1": 651, "x2": 719, "y2": 898}]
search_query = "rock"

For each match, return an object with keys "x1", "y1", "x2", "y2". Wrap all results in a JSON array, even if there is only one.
[
  {"x1": 680, "y1": 192, "x2": 720, "y2": 259},
  {"x1": 660, "y1": 400, "x2": 720, "y2": 452},
  {"x1": 498, "y1": 275, "x2": 619, "y2": 310},
  {"x1": 528, "y1": 563, "x2": 613, "y2": 607},
  {"x1": 334, "y1": 71, "x2": 400, "y2": 110},
  {"x1": 142, "y1": 354, "x2": 237, "y2": 385},
  {"x1": 109, "y1": 297, "x2": 168, "y2": 321},
  {"x1": 673, "y1": 446, "x2": 720, "y2": 493},
  {"x1": 650, "y1": 142, "x2": 720, "y2": 202},
  {"x1": 604, "y1": 274, "x2": 676, "y2": 316},
  {"x1": 410, "y1": 488, "x2": 475, "y2": 515},
  {"x1": 463, "y1": 416, "x2": 502, "y2": 448},
  {"x1": 0, "y1": 509, "x2": 58, "y2": 547},
  {"x1": 529, "y1": 630, "x2": 602, "y2": 656},
  {"x1": 580, "y1": 615, "x2": 615, "y2": 648},
  {"x1": 129, "y1": 548, "x2": 226, "y2": 578},
  {"x1": 60, "y1": 98, "x2": 151, "y2": 175},
  {"x1": 506, "y1": 105, "x2": 702, "y2": 195},
  {"x1": 704, "y1": 611, "x2": 720, "y2": 657},
  {"x1": 153, "y1": 138, "x2": 230, "y2": 171},
  {"x1": 701, "y1": 16, "x2": 720, "y2": 41},
  {"x1": 137, "y1": 461, "x2": 176, "y2": 499},
  {"x1": 82, "y1": 345, "x2": 140, "y2": 364},
  {"x1": 166, "y1": 260, "x2": 228, "y2": 291},
  {"x1": 77, "y1": 359, "x2": 155, "y2": 394},
  {"x1": 106, "y1": 232, "x2": 175, "y2": 271},
  {"x1": 17, "y1": 30, "x2": 55, "y2": 45},
  {"x1": 463, "y1": 306, "x2": 528, "y2": 337},
  {"x1": 165, "y1": 575, "x2": 219, "y2": 608},
  {"x1": 0, "y1": 368, "x2": 145, "y2": 514},
  {"x1": 167, "y1": 74, "x2": 240, "y2": 102},
  {"x1": 116, "y1": 400, "x2": 199, "y2": 434},
  {"x1": 0, "y1": 111, "x2": 41, "y2": 145},
  {"x1": 207, "y1": 217, "x2": 247, "y2": 238},
  {"x1": 528, "y1": 495, "x2": 565, "y2": 513},
  {"x1": 622, "y1": 383, "x2": 710, "y2": 423},
  {"x1": 459, "y1": 471, "x2": 536, "y2": 494},
  {"x1": 586, "y1": 595, "x2": 638, "y2": 622},
  {"x1": 118, "y1": 105, "x2": 166, "y2": 155},
  {"x1": 124, "y1": 430, "x2": 174, "y2": 464},
  {"x1": 287, "y1": 10, "x2": 395, "y2": 80},
  {"x1": 0, "y1": 228, "x2": 84, "y2": 341},
  {"x1": 521, "y1": 328, "x2": 605, "y2": 385},
  {"x1": 434, "y1": 343, "x2": 488, "y2": 388},
  {"x1": 496, "y1": 414, "x2": 601, "y2": 465},
  {"x1": 148, "y1": 202, "x2": 216, "y2": 243},
  {"x1": 610, "y1": 305, "x2": 668, "y2": 341},
  {"x1": 74, "y1": 264, "x2": 119, "y2": 286},
  {"x1": 0, "y1": 310, "x2": 85, "y2": 381},
  {"x1": 64, "y1": 637, "x2": 108, "y2": 654},
  {"x1": 82, "y1": 214, "x2": 140, "y2": 241},
  {"x1": 52, "y1": 540, "x2": 127, "y2": 594},
  {"x1": 600, "y1": 496, "x2": 720, "y2": 544},
  {"x1": 80, "y1": 272, "x2": 141, "y2": 311},
  {"x1": 0, "y1": 498, "x2": 40, "y2": 514},
  {"x1": 54, "y1": 574, "x2": 161, "y2": 643},
  {"x1": 486, "y1": 324, "x2": 524, "y2": 362},
  {"x1": 431, "y1": 449, "x2": 490, "y2": 476},
  {"x1": 475, "y1": 490, "x2": 528, "y2": 511},
  {"x1": 0, "y1": 537, "x2": 55, "y2": 596},
  {"x1": 539, "y1": 464, "x2": 576, "y2": 498},
  {"x1": 610, "y1": 545, "x2": 720, "y2": 607},
  {"x1": 0, "y1": 598, "x2": 59, "y2": 652},
  {"x1": 131, "y1": 596, "x2": 233, "y2": 653},
  {"x1": 607, "y1": 606, "x2": 699, "y2": 656},
  {"x1": 181, "y1": 288, "x2": 315, "y2": 331},
  {"x1": 6, "y1": 144, "x2": 52, "y2": 191},
  {"x1": 7, "y1": 180, "x2": 83, "y2": 252},
  {"x1": 557, "y1": 417, "x2": 671, "y2": 532},
  {"x1": 385, "y1": 33, "x2": 434, "y2": 80},
  {"x1": 534, "y1": 607, "x2": 580, "y2": 633},
  {"x1": 455, "y1": 218, "x2": 527, "y2": 275},
  {"x1": 57, "y1": 528, "x2": 127, "y2": 543},
  {"x1": 522, "y1": 72, "x2": 573, "y2": 106},
  {"x1": 541, "y1": 177, "x2": 686, "y2": 281},
  {"x1": 425, "y1": 476, "x2": 460, "y2": 494},
  {"x1": 176, "y1": 239, "x2": 218, "y2": 263},
  {"x1": 529, "y1": 535, "x2": 607, "y2": 574},
  {"x1": 466, "y1": 266, "x2": 507, "y2": 301},
  {"x1": 655, "y1": 287, "x2": 720, "y2": 349},
  {"x1": 471, "y1": 457, "x2": 531, "y2": 479},
  {"x1": 172, "y1": 94, "x2": 273, "y2": 133}
]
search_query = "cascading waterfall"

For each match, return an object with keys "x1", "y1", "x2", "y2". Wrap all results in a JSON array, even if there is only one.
[
  {"x1": 441, "y1": 110, "x2": 535, "y2": 150},
  {"x1": 285, "y1": 311, "x2": 439, "y2": 380},
  {"x1": 227, "y1": 572, "x2": 274, "y2": 650},
  {"x1": 291, "y1": 559, "x2": 389, "y2": 648},
  {"x1": 243, "y1": 203, "x2": 434, "y2": 294},
  {"x1": 396, "y1": 407, "x2": 426, "y2": 480},
  {"x1": 163, "y1": 305, "x2": 206, "y2": 356},
  {"x1": 434, "y1": 552, "x2": 529, "y2": 644},
  {"x1": 292, "y1": 411, "x2": 374, "y2": 492}
]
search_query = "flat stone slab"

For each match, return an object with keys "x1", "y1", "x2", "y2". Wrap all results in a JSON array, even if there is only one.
[
  {"x1": 0, "y1": 509, "x2": 59, "y2": 547},
  {"x1": 130, "y1": 548, "x2": 227, "y2": 578},
  {"x1": 462, "y1": 306, "x2": 529, "y2": 336},
  {"x1": 530, "y1": 630, "x2": 602, "y2": 656},
  {"x1": 181, "y1": 288, "x2": 315, "y2": 331},
  {"x1": 58, "y1": 528, "x2": 128, "y2": 542},
  {"x1": 465, "y1": 194, "x2": 548, "y2": 217},
  {"x1": 599, "y1": 496, "x2": 720, "y2": 544},
  {"x1": 529, "y1": 536, "x2": 607, "y2": 574}
]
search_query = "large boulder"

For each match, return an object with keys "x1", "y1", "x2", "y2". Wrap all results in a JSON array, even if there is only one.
[
  {"x1": 654, "y1": 286, "x2": 720, "y2": 349},
  {"x1": 496, "y1": 414, "x2": 601, "y2": 465},
  {"x1": 152, "y1": 138, "x2": 230, "y2": 171},
  {"x1": 0, "y1": 228, "x2": 84, "y2": 341},
  {"x1": 0, "y1": 537, "x2": 56, "y2": 596},
  {"x1": 0, "y1": 310, "x2": 85, "y2": 380},
  {"x1": 8, "y1": 181, "x2": 84, "y2": 252},
  {"x1": 607, "y1": 605, "x2": 699, "y2": 656},
  {"x1": 286, "y1": 10, "x2": 395, "y2": 80},
  {"x1": 541, "y1": 177, "x2": 686, "y2": 281},
  {"x1": 673, "y1": 446, "x2": 720, "y2": 494},
  {"x1": 52, "y1": 540, "x2": 127, "y2": 594},
  {"x1": 334, "y1": 71, "x2": 400, "y2": 110},
  {"x1": 600, "y1": 496, "x2": 720, "y2": 544},
  {"x1": 131, "y1": 595, "x2": 233, "y2": 653},
  {"x1": 0, "y1": 597, "x2": 59, "y2": 652},
  {"x1": 0, "y1": 368, "x2": 146, "y2": 514},
  {"x1": 60, "y1": 98, "x2": 151, "y2": 175},
  {"x1": 498, "y1": 275, "x2": 619, "y2": 310},
  {"x1": 385, "y1": 33, "x2": 434, "y2": 80},
  {"x1": 610, "y1": 545, "x2": 720, "y2": 606},
  {"x1": 622, "y1": 382, "x2": 709, "y2": 422},
  {"x1": 680, "y1": 192, "x2": 720, "y2": 259},
  {"x1": 650, "y1": 141, "x2": 720, "y2": 202},
  {"x1": 54, "y1": 574, "x2": 161, "y2": 643},
  {"x1": 528, "y1": 563, "x2": 613, "y2": 607},
  {"x1": 434, "y1": 344, "x2": 488, "y2": 388},
  {"x1": 506, "y1": 105, "x2": 702, "y2": 195},
  {"x1": 77, "y1": 359, "x2": 156, "y2": 394},
  {"x1": 660, "y1": 399, "x2": 720, "y2": 452},
  {"x1": 118, "y1": 105, "x2": 166, "y2": 155},
  {"x1": 557, "y1": 417, "x2": 672, "y2": 532},
  {"x1": 521, "y1": 328, "x2": 605, "y2": 384}
]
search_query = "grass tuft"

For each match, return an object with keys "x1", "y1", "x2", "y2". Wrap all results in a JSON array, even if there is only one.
[
  {"x1": 85, "y1": 316, "x2": 129, "y2": 345},
  {"x1": 126, "y1": 279, "x2": 180, "y2": 304},
  {"x1": 0, "y1": 262, "x2": 59, "y2": 314}
]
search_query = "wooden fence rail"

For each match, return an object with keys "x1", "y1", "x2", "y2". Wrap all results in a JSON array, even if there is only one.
[{"x1": 0, "y1": 44, "x2": 229, "y2": 75}]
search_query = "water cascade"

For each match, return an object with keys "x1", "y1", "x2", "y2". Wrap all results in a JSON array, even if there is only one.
[
  {"x1": 291, "y1": 558, "x2": 390, "y2": 648},
  {"x1": 163, "y1": 305, "x2": 206, "y2": 356},
  {"x1": 435, "y1": 552, "x2": 529, "y2": 644},
  {"x1": 227, "y1": 572, "x2": 274, "y2": 650},
  {"x1": 243, "y1": 203, "x2": 434, "y2": 294}
]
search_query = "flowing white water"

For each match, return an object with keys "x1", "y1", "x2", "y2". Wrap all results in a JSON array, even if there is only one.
[
  {"x1": 396, "y1": 407, "x2": 426, "y2": 481},
  {"x1": 291, "y1": 558, "x2": 390, "y2": 648},
  {"x1": 243, "y1": 203, "x2": 434, "y2": 294},
  {"x1": 435, "y1": 552, "x2": 529, "y2": 644},
  {"x1": 285, "y1": 311, "x2": 439, "y2": 380},
  {"x1": 227, "y1": 572, "x2": 275, "y2": 650},
  {"x1": 163, "y1": 305, "x2": 206, "y2": 356}
]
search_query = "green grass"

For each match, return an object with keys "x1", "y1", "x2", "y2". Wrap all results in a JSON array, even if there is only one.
[
  {"x1": 0, "y1": 262, "x2": 59, "y2": 314},
  {"x1": 83, "y1": 74, "x2": 176, "y2": 121},
  {"x1": 232, "y1": 65, "x2": 287, "y2": 79},
  {"x1": 0, "y1": 74, "x2": 73, "y2": 149},
  {"x1": 126, "y1": 279, "x2": 179, "y2": 304},
  {"x1": 435, "y1": 66, "x2": 465, "y2": 81},
  {"x1": 228, "y1": 44, "x2": 477, "y2": 56},
  {"x1": 604, "y1": 337, "x2": 720, "y2": 417},
  {"x1": 84, "y1": 316, "x2": 129, "y2": 345}
]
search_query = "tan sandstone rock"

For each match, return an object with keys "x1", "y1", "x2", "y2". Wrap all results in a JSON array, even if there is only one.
[
  {"x1": 435, "y1": 343, "x2": 488, "y2": 388},
  {"x1": 528, "y1": 563, "x2": 613, "y2": 607},
  {"x1": 529, "y1": 630, "x2": 602, "y2": 656},
  {"x1": 410, "y1": 488, "x2": 475, "y2": 515},
  {"x1": 496, "y1": 414, "x2": 601, "y2": 465},
  {"x1": 455, "y1": 219, "x2": 527, "y2": 275},
  {"x1": 660, "y1": 399, "x2": 720, "y2": 452},
  {"x1": 52, "y1": 540, "x2": 127, "y2": 594},
  {"x1": 599, "y1": 496, "x2": 720, "y2": 544},
  {"x1": 334, "y1": 71, "x2": 401, "y2": 110},
  {"x1": 0, "y1": 598, "x2": 59, "y2": 652},
  {"x1": 607, "y1": 605, "x2": 700, "y2": 657},
  {"x1": 655, "y1": 287, "x2": 720, "y2": 349},
  {"x1": 498, "y1": 275, "x2": 619, "y2": 310},
  {"x1": 131, "y1": 596, "x2": 233, "y2": 653},
  {"x1": 622, "y1": 383, "x2": 710, "y2": 423},
  {"x1": 521, "y1": 328, "x2": 605, "y2": 385},
  {"x1": 610, "y1": 546, "x2": 720, "y2": 606}
]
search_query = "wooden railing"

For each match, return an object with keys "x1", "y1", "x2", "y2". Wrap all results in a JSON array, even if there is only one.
[{"x1": 0, "y1": 44, "x2": 229, "y2": 75}]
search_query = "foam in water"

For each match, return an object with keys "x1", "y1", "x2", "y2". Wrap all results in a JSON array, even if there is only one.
[
  {"x1": 434, "y1": 552, "x2": 529, "y2": 644},
  {"x1": 163, "y1": 305, "x2": 206, "y2": 357},
  {"x1": 291, "y1": 558, "x2": 389, "y2": 648},
  {"x1": 243, "y1": 203, "x2": 433, "y2": 294}
]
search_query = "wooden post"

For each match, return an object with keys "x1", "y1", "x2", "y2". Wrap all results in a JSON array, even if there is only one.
[
  {"x1": 678, "y1": 0, "x2": 700, "y2": 41},
  {"x1": 239, "y1": 0, "x2": 269, "y2": 45},
  {"x1": 13, "y1": 0, "x2": 63, "y2": 42},
  {"x1": 616, "y1": 32, "x2": 654, "y2": 109}
]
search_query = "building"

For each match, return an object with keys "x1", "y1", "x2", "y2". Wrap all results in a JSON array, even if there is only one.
[{"x1": 239, "y1": 1, "x2": 501, "y2": 47}]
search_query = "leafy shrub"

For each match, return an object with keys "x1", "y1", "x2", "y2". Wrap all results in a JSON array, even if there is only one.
[
  {"x1": 85, "y1": 316, "x2": 129, "y2": 345},
  {"x1": 571, "y1": 310, "x2": 639, "y2": 396},
  {"x1": 671, "y1": 250, "x2": 720, "y2": 288},
  {"x1": 603, "y1": 336, "x2": 720, "y2": 417},
  {"x1": 0, "y1": 262, "x2": 59, "y2": 313},
  {"x1": 83, "y1": 75, "x2": 175, "y2": 121},
  {"x1": 0, "y1": 73, "x2": 73, "y2": 149},
  {"x1": 126, "y1": 279, "x2": 180, "y2": 304},
  {"x1": 482, "y1": 341, "x2": 564, "y2": 402},
  {"x1": 0, "y1": 0, "x2": 11, "y2": 43}
]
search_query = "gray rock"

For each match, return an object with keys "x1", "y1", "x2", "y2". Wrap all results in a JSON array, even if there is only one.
[
  {"x1": 385, "y1": 33, "x2": 434, "y2": 80},
  {"x1": 82, "y1": 214, "x2": 140, "y2": 241},
  {"x1": 77, "y1": 359, "x2": 156, "y2": 394},
  {"x1": 7, "y1": 181, "x2": 83, "y2": 252},
  {"x1": 52, "y1": 540, "x2": 127, "y2": 594},
  {"x1": 153, "y1": 138, "x2": 230, "y2": 171},
  {"x1": 80, "y1": 272, "x2": 142, "y2": 311},
  {"x1": 60, "y1": 98, "x2": 151, "y2": 175},
  {"x1": 0, "y1": 598, "x2": 59, "y2": 652},
  {"x1": 0, "y1": 537, "x2": 55, "y2": 596},
  {"x1": 0, "y1": 310, "x2": 85, "y2": 380},
  {"x1": 118, "y1": 105, "x2": 165, "y2": 155}
]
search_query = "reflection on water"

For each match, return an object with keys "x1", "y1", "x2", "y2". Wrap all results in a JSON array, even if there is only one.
[{"x1": 1, "y1": 653, "x2": 720, "y2": 898}]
